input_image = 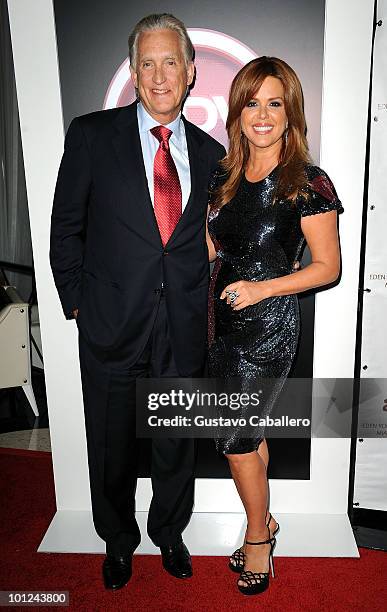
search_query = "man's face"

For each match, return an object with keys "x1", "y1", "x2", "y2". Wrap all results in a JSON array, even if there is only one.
[{"x1": 131, "y1": 29, "x2": 194, "y2": 125}]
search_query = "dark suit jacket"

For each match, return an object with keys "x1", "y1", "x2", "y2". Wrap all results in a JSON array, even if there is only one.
[{"x1": 50, "y1": 102, "x2": 225, "y2": 374}]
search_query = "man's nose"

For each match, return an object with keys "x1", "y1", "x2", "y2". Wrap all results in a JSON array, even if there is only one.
[{"x1": 153, "y1": 65, "x2": 166, "y2": 83}]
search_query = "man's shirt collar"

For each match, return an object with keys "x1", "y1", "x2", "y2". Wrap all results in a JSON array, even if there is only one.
[{"x1": 137, "y1": 102, "x2": 183, "y2": 142}]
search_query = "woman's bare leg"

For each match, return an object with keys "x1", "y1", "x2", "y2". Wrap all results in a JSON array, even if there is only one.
[
  {"x1": 257, "y1": 438, "x2": 269, "y2": 467},
  {"x1": 226, "y1": 448, "x2": 273, "y2": 586},
  {"x1": 256, "y1": 439, "x2": 277, "y2": 533}
]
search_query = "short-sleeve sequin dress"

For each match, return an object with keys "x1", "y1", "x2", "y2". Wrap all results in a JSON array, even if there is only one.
[{"x1": 207, "y1": 164, "x2": 343, "y2": 454}]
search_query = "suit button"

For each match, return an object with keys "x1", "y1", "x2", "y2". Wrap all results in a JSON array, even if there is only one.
[
  {"x1": 154, "y1": 289, "x2": 161, "y2": 294},
  {"x1": 163, "y1": 250, "x2": 169, "y2": 256}
]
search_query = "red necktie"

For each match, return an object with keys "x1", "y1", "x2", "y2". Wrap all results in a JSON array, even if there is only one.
[{"x1": 150, "y1": 125, "x2": 182, "y2": 247}]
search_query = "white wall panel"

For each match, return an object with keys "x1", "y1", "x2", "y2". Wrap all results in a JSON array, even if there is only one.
[{"x1": 354, "y1": 0, "x2": 387, "y2": 511}]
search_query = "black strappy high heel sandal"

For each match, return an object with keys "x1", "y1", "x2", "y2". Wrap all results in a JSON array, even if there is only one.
[
  {"x1": 228, "y1": 512, "x2": 279, "y2": 573},
  {"x1": 268, "y1": 511, "x2": 280, "y2": 537},
  {"x1": 237, "y1": 527, "x2": 276, "y2": 596},
  {"x1": 228, "y1": 541, "x2": 246, "y2": 573}
]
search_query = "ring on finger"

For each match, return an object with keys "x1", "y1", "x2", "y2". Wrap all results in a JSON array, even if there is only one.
[{"x1": 226, "y1": 289, "x2": 239, "y2": 304}]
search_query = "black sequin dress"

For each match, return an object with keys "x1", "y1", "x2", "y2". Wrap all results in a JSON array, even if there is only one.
[{"x1": 207, "y1": 164, "x2": 343, "y2": 454}]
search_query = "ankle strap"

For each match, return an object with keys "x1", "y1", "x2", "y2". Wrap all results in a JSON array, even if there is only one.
[{"x1": 245, "y1": 537, "x2": 274, "y2": 546}]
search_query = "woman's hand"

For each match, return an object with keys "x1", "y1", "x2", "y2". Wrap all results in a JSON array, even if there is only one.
[{"x1": 220, "y1": 280, "x2": 271, "y2": 311}]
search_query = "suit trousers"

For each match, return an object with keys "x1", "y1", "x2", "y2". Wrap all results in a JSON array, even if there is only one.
[{"x1": 78, "y1": 294, "x2": 196, "y2": 556}]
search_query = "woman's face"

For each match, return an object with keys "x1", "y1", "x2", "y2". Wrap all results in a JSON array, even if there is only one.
[{"x1": 240, "y1": 76, "x2": 288, "y2": 155}]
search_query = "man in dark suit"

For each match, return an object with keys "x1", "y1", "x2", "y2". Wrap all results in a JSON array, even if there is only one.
[{"x1": 50, "y1": 13, "x2": 225, "y2": 590}]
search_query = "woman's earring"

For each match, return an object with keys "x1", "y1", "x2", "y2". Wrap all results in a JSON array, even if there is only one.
[{"x1": 284, "y1": 122, "x2": 289, "y2": 145}]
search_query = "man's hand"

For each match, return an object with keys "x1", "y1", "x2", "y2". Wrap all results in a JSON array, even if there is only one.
[{"x1": 72, "y1": 308, "x2": 79, "y2": 319}]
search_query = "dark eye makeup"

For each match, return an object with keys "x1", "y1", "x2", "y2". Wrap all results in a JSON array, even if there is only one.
[{"x1": 245, "y1": 99, "x2": 283, "y2": 108}]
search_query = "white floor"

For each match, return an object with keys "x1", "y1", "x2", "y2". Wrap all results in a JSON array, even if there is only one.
[
  {"x1": 0, "y1": 427, "x2": 51, "y2": 451},
  {"x1": 39, "y1": 510, "x2": 359, "y2": 557},
  {"x1": 1, "y1": 430, "x2": 359, "y2": 558}
]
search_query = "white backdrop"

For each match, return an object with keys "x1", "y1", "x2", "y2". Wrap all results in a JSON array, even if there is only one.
[
  {"x1": 354, "y1": 0, "x2": 387, "y2": 512},
  {"x1": 8, "y1": 0, "x2": 374, "y2": 556}
]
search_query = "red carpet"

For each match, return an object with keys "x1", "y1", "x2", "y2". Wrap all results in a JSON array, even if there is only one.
[{"x1": 0, "y1": 447, "x2": 386, "y2": 612}]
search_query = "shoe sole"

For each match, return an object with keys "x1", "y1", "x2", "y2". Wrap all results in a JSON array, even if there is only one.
[
  {"x1": 103, "y1": 575, "x2": 132, "y2": 590},
  {"x1": 238, "y1": 582, "x2": 270, "y2": 596},
  {"x1": 162, "y1": 564, "x2": 193, "y2": 579},
  {"x1": 229, "y1": 561, "x2": 244, "y2": 573}
]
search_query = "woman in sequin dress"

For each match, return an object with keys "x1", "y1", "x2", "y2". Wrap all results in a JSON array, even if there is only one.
[{"x1": 206, "y1": 57, "x2": 343, "y2": 596}]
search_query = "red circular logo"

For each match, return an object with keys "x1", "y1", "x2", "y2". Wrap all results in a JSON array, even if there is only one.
[{"x1": 103, "y1": 29, "x2": 256, "y2": 148}]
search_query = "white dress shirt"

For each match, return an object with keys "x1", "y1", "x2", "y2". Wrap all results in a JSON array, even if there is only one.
[{"x1": 137, "y1": 102, "x2": 191, "y2": 212}]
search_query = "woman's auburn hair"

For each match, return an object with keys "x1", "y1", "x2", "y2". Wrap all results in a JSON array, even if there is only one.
[{"x1": 211, "y1": 56, "x2": 312, "y2": 209}]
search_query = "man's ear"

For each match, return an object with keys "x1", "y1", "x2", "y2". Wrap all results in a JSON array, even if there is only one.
[
  {"x1": 130, "y1": 66, "x2": 138, "y2": 88},
  {"x1": 187, "y1": 61, "x2": 195, "y2": 87}
]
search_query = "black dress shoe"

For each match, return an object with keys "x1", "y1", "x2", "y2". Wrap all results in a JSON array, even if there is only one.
[
  {"x1": 102, "y1": 554, "x2": 133, "y2": 590},
  {"x1": 160, "y1": 541, "x2": 193, "y2": 579}
]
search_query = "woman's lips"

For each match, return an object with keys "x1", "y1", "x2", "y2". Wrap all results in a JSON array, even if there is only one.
[{"x1": 252, "y1": 124, "x2": 274, "y2": 134}]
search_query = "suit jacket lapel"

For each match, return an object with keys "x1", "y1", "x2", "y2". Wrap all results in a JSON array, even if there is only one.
[
  {"x1": 112, "y1": 103, "x2": 162, "y2": 245},
  {"x1": 166, "y1": 118, "x2": 205, "y2": 248}
]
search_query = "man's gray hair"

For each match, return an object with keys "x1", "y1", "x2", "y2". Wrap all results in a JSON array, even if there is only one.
[{"x1": 128, "y1": 13, "x2": 194, "y2": 69}]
